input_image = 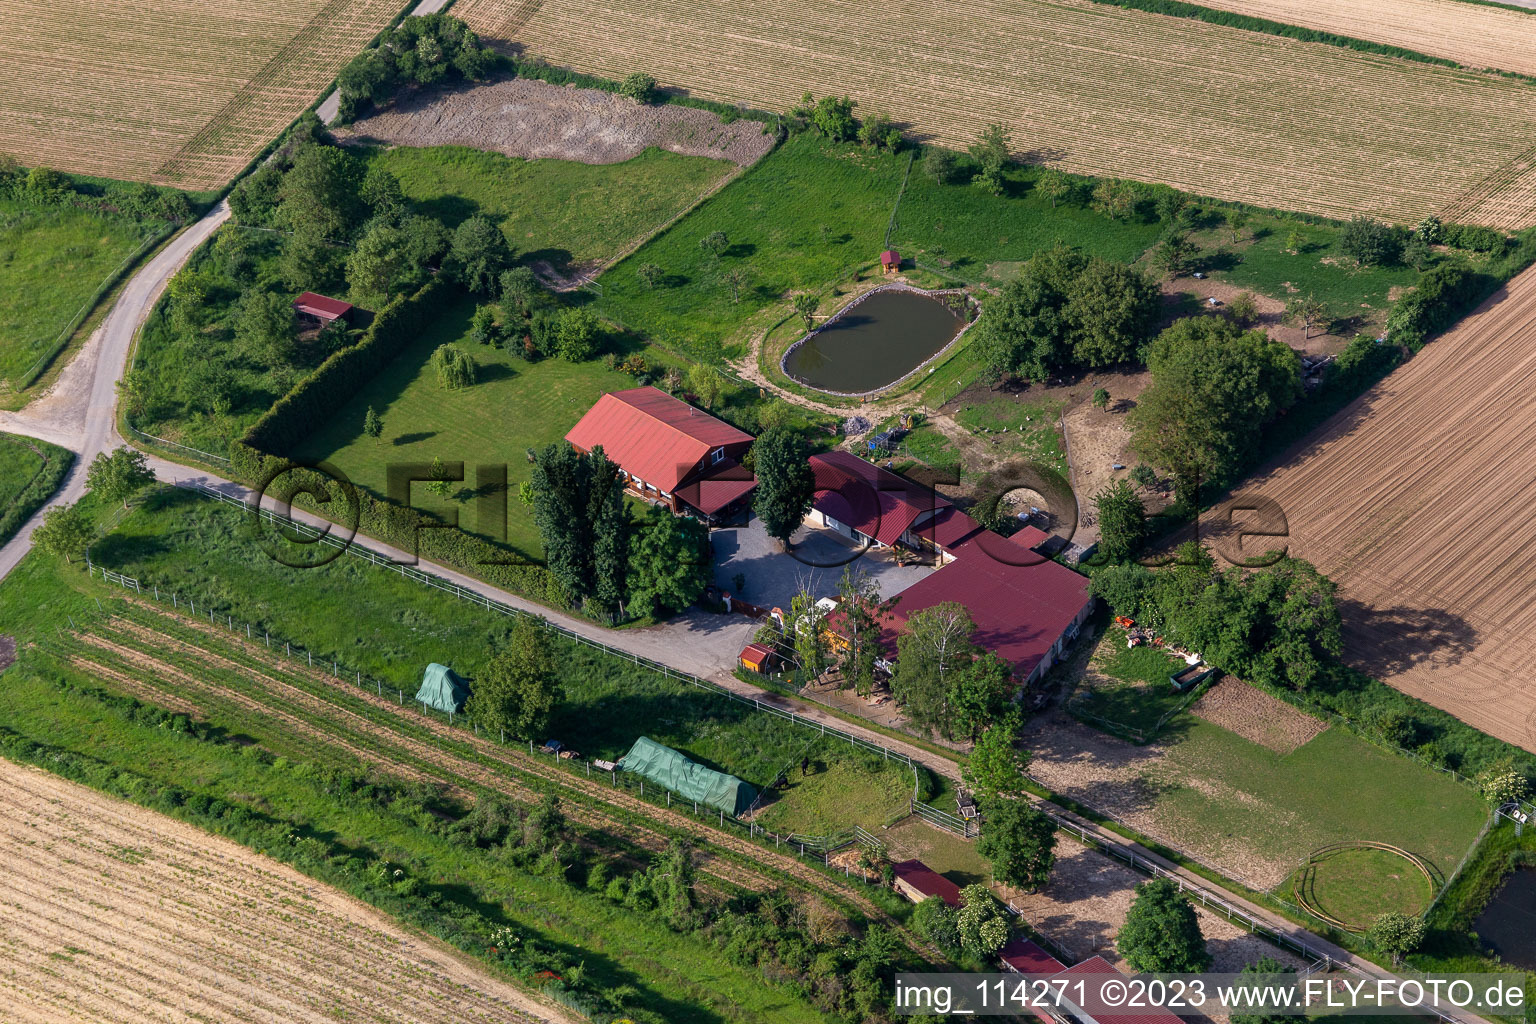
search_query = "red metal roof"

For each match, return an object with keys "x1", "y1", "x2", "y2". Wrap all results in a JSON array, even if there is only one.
[
  {"x1": 675, "y1": 458, "x2": 757, "y2": 515},
  {"x1": 915, "y1": 506, "x2": 987, "y2": 553},
  {"x1": 1054, "y1": 957, "x2": 1187, "y2": 1024},
  {"x1": 999, "y1": 937, "x2": 1066, "y2": 975},
  {"x1": 567, "y1": 387, "x2": 753, "y2": 493},
  {"x1": 292, "y1": 292, "x2": 353, "y2": 320},
  {"x1": 881, "y1": 249, "x2": 901, "y2": 264},
  {"x1": 892, "y1": 858, "x2": 962, "y2": 907},
  {"x1": 875, "y1": 529, "x2": 1090, "y2": 679},
  {"x1": 810, "y1": 451, "x2": 950, "y2": 547}
]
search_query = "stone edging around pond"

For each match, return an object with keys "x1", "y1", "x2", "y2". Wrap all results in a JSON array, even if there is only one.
[{"x1": 778, "y1": 282, "x2": 981, "y2": 399}]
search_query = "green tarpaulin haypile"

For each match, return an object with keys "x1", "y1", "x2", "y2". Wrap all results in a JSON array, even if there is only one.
[
  {"x1": 415, "y1": 663, "x2": 469, "y2": 714},
  {"x1": 618, "y1": 736, "x2": 756, "y2": 817}
]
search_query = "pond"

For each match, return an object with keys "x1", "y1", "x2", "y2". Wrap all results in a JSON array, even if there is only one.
[
  {"x1": 782, "y1": 288, "x2": 966, "y2": 394},
  {"x1": 1473, "y1": 867, "x2": 1536, "y2": 969}
]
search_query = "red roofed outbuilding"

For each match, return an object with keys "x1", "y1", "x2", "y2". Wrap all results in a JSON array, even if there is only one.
[
  {"x1": 566, "y1": 386, "x2": 756, "y2": 521},
  {"x1": 881, "y1": 249, "x2": 902, "y2": 274},
  {"x1": 891, "y1": 858, "x2": 962, "y2": 908},
  {"x1": 292, "y1": 292, "x2": 353, "y2": 324},
  {"x1": 808, "y1": 450, "x2": 951, "y2": 549}
]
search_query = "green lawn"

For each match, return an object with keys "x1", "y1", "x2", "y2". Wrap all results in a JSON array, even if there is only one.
[
  {"x1": 1068, "y1": 627, "x2": 1195, "y2": 740},
  {"x1": 293, "y1": 294, "x2": 637, "y2": 560},
  {"x1": 1293, "y1": 846, "x2": 1434, "y2": 930},
  {"x1": 593, "y1": 134, "x2": 1167, "y2": 360},
  {"x1": 953, "y1": 393, "x2": 1069, "y2": 471},
  {"x1": 0, "y1": 200, "x2": 147, "y2": 384},
  {"x1": 1151, "y1": 723, "x2": 1487, "y2": 885},
  {"x1": 365, "y1": 145, "x2": 735, "y2": 271},
  {"x1": 0, "y1": 432, "x2": 72, "y2": 547}
]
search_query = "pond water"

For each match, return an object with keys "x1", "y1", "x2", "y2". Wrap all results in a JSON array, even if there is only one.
[
  {"x1": 782, "y1": 289, "x2": 965, "y2": 394},
  {"x1": 1473, "y1": 867, "x2": 1536, "y2": 969}
]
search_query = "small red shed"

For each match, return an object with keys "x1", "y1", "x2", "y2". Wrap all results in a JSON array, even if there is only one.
[
  {"x1": 739, "y1": 642, "x2": 776, "y2": 673},
  {"x1": 892, "y1": 858, "x2": 962, "y2": 907},
  {"x1": 880, "y1": 249, "x2": 902, "y2": 275},
  {"x1": 292, "y1": 292, "x2": 354, "y2": 324}
]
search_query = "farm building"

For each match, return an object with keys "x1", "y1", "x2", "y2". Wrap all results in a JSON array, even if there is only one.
[
  {"x1": 996, "y1": 943, "x2": 1188, "y2": 1024},
  {"x1": 880, "y1": 249, "x2": 901, "y2": 274},
  {"x1": 618, "y1": 736, "x2": 756, "y2": 816},
  {"x1": 414, "y1": 663, "x2": 469, "y2": 714},
  {"x1": 566, "y1": 386, "x2": 757, "y2": 522},
  {"x1": 891, "y1": 858, "x2": 962, "y2": 907},
  {"x1": 292, "y1": 291, "x2": 353, "y2": 324},
  {"x1": 738, "y1": 642, "x2": 778, "y2": 673},
  {"x1": 807, "y1": 451, "x2": 953, "y2": 552}
]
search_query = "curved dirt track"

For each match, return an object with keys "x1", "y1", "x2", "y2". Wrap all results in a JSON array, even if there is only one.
[
  {"x1": 1207, "y1": 265, "x2": 1536, "y2": 754},
  {"x1": 0, "y1": 758, "x2": 573, "y2": 1024}
]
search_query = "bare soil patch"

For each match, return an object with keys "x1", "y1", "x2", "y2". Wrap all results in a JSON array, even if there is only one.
[
  {"x1": 1191, "y1": 678, "x2": 1328, "y2": 755},
  {"x1": 0, "y1": 634, "x2": 15, "y2": 672},
  {"x1": 0, "y1": 758, "x2": 574, "y2": 1024},
  {"x1": 1160, "y1": 277, "x2": 1353, "y2": 358},
  {"x1": 337, "y1": 77, "x2": 776, "y2": 167}
]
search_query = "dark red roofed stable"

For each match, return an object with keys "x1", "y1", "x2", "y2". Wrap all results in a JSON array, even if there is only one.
[
  {"x1": 891, "y1": 858, "x2": 962, "y2": 908},
  {"x1": 292, "y1": 292, "x2": 353, "y2": 323},
  {"x1": 998, "y1": 937, "x2": 1066, "y2": 976},
  {"x1": 566, "y1": 386, "x2": 757, "y2": 520},
  {"x1": 808, "y1": 450, "x2": 950, "y2": 548},
  {"x1": 1053, "y1": 956, "x2": 1187, "y2": 1024}
]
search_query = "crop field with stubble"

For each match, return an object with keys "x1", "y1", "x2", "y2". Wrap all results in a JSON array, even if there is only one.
[
  {"x1": 460, "y1": 0, "x2": 1536, "y2": 228},
  {"x1": 0, "y1": 758, "x2": 566, "y2": 1024},
  {"x1": 0, "y1": 0, "x2": 403, "y2": 190}
]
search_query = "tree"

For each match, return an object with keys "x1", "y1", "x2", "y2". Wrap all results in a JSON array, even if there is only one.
[
  {"x1": 892, "y1": 602, "x2": 976, "y2": 736},
  {"x1": 1092, "y1": 387, "x2": 1110, "y2": 410},
  {"x1": 1225, "y1": 208, "x2": 1251, "y2": 243},
  {"x1": 724, "y1": 265, "x2": 748, "y2": 304},
  {"x1": 789, "y1": 588, "x2": 831, "y2": 678},
  {"x1": 346, "y1": 222, "x2": 415, "y2": 306},
  {"x1": 1402, "y1": 231, "x2": 1433, "y2": 271},
  {"x1": 857, "y1": 112, "x2": 901, "y2": 151},
  {"x1": 554, "y1": 307, "x2": 601, "y2": 362},
  {"x1": 1367, "y1": 912, "x2": 1425, "y2": 965},
  {"x1": 426, "y1": 455, "x2": 454, "y2": 498},
  {"x1": 233, "y1": 290, "x2": 296, "y2": 364},
  {"x1": 1339, "y1": 215, "x2": 1404, "y2": 267},
  {"x1": 1475, "y1": 756, "x2": 1532, "y2": 804},
  {"x1": 956, "y1": 884, "x2": 1011, "y2": 958},
  {"x1": 34, "y1": 502, "x2": 93, "y2": 564},
  {"x1": 278, "y1": 221, "x2": 340, "y2": 292},
  {"x1": 1117, "y1": 877, "x2": 1211, "y2": 973},
  {"x1": 527, "y1": 444, "x2": 624, "y2": 605},
  {"x1": 969, "y1": 124, "x2": 1010, "y2": 195},
  {"x1": 1093, "y1": 479, "x2": 1148, "y2": 562},
  {"x1": 1283, "y1": 294, "x2": 1328, "y2": 340},
  {"x1": 963, "y1": 710, "x2": 1031, "y2": 798},
  {"x1": 431, "y1": 343, "x2": 476, "y2": 389},
  {"x1": 699, "y1": 231, "x2": 729, "y2": 259},
  {"x1": 627, "y1": 505, "x2": 709, "y2": 617},
  {"x1": 1230, "y1": 957, "x2": 1297, "y2": 1024},
  {"x1": 360, "y1": 165, "x2": 405, "y2": 221},
  {"x1": 833, "y1": 565, "x2": 894, "y2": 696},
  {"x1": 978, "y1": 798, "x2": 1057, "y2": 891},
  {"x1": 1226, "y1": 291, "x2": 1260, "y2": 327},
  {"x1": 619, "y1": 71, "x2": 657, "y2": 103},
  {"x1": 912, "y1": 896, "x2": 961, "y2": 955},
  {"x1": 1130, "y1": 315, "x2": 1302, "y2": 499},
  {"x1": 1151, "y1": 233, "x2": 1199, "y2": 278},
  {"x1": 686, "y1": 364, "x2": 724, "y2": 409},
  {"x1": 751, "y1": 427, "x2": 815, "y2": 549},
  {"x1": 278, "y1": 144, "x2": 364, "y2": 240},
  {"x1": 948, "y1": 651, "x2": 1014, "y2": 741},
  {"x1": 637, "y1": 262, "x2": 664, "y2": 289},
  {"x1": 810, "y1": 95, "x2": 858, "y2": 141},
  {"x1": 1036, "y1": 168, "x2": 1071, "y2": 208},
  {"x1": 792, "y1": 293, "x2": 820, "y2": 331},
  {"x1": 363, "y1": 405, "x2": 383, "y2": 442},
  {"x1": 1283, "y1": 227, "x2": 1305, "y2": 254},
  {"x1": 923, "y1": 147, "x2": 960, "y2": 184},
  {"x1": 499, "y1": 266, "x2": 543, "y2": 314},
  {"x1": 587, "y1": 453, "x2": 631, "y2": 616},
  {"x1": 446, "y1": 215, "x2": 513, "y2": 295},
  {"x1": 466, "y1": 617, "x2": 561, "y2": 739},
  {"x1": 87, "y1": 447, "x2": 155, "y2": 510},
  {"x1": 1091, "y1": 179, "x2": 1141, "y2": 221},
  {"x1": 468, "y1": 305, "x2": 500, "y2": 346}
]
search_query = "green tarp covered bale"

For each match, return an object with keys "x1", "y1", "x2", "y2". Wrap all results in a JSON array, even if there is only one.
[
  {"x1": 415, "y1": 663, "x2": 469, "y2": 714},
  {"x1": 618, "y1": 736, "x2": 756, "y2": 817}
]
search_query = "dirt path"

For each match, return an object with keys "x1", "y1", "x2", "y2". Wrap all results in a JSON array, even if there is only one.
[{"x1": 0, "y1": 758, "x2": 576, "y2": 1024}]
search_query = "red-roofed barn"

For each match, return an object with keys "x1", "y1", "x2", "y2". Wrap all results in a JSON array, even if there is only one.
[
  {"x1": 292, "y1": 292, "x2": 353, "y2": 324},
  {"x1": 566, "y1": 386, "x2": 757, "y2": 522},
  {"x1": 808, "y1": 451, "x2": 952, "y2": 551},
  {"x1": 891, "y1": 858, "x2": 962, "y2": 908}
]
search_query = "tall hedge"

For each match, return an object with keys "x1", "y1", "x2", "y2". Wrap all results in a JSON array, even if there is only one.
[
  {"x1": 231, "y1": 276, "x2": 558, "y2": 605},
  {"x1": 1385, "y1": 264, "x2": 1486, "y2": 351}
]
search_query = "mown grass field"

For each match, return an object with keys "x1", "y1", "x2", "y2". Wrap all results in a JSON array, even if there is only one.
[
  {"x1": 1068, "y1": 627, "x2": 1196, "y2": 740},
  {"x1": 292, "y1": 294, "x2": 637, "y2": 559},
  {"x1": 0, "y1": 200, "x2": 147, "y2": 384},
  {"x1": 363, "y1": 144, "x2": 737, "y2": 272},
  {"x1": 591, "y1": 132, "x2": 1165, "y2": 358},
  {"x1": 0, "y1": 0, "x2": 403, "y2": 189},
  {"x1": 464, "y1": 0, "x2": 1536, "y2": 227},
  {"x1": 1291, "y1": 846, "x2": 1435, "y2": 929}
]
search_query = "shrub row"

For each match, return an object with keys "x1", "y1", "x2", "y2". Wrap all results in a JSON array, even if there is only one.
[
  {"x1": 1385, "y1": 264, "x2": 1488, "y2": 351},
  {"x1": 0, "y1": 437, "x2": 73, "y2": 544}
]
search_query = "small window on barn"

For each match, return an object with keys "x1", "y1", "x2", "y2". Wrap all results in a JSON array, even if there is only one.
[{"x1": 710, "y1": 447, "x2": 725, "y2": 465}]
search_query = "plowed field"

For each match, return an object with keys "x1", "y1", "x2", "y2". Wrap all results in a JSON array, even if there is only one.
[
  {"x1": 458, "y1": 0, "x2": 1536, "y2": 227},
  {"x1": 1208, "y1": 265, "x2": 1536, "y2": 754},
  {"x1": 0, "y1": 0, "x2": 402, "y2": 190},
  {"x1": 0, "y1": 757, "x2": 569, "y2": 1024}
]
